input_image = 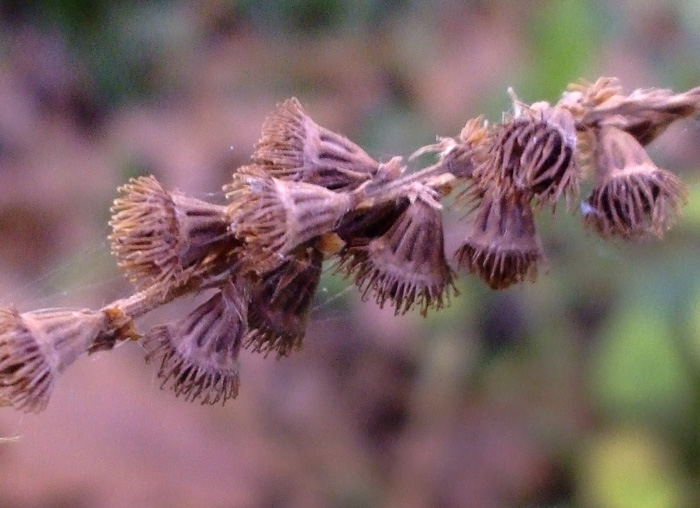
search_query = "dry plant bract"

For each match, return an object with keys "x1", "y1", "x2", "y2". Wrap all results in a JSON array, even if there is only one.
[{"x1": 1, "y1": 77, "x2": 699, "y2": 411}]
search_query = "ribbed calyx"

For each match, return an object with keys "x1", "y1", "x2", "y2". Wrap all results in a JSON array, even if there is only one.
[
  {"x1": 0, "y1": 308, "x2": 110, "y2": 412},
  {"x1": 143, "y1": 277, "x2": 248, "y2": 405},
  {"x1": 475, "y1": 100, "x2": 580, "y2": 209},
  {"x1": 583, "y1": 125, "x2": 688, "y2": 239},
  {"x1": 455, "y1": 189, "x2": 544, "y2": 289},
  {"x1": 252, "y1": 97, "x2": 380, "y2": 191},
  {"x1": 245, "y1": 243, "x2": 323, "y2": 357},
  {"x1": 110, "y1": 175, "x2": 238, "y2": 296},
  {"x1": 336, "y1": 187, "x2": 456, "y2": 315},
  {"x1": 226, "y1": 165, "x2": 355, "y2": 273}
]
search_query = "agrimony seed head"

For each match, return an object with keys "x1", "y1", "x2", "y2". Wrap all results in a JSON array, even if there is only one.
[
  {"x1": 245, "y1": 244, "x2": 323, "y2": 357},
  {"x1": 336, "y1": 186, "x2": 457, "y2": 315},
  {"x1": 583, "y1": 125, "x2": 688, "y2": 239},
  {"x1": 143, "y1": 277, "x2": 248, "y2": 405},
  {"x1": 475, "y1": 99, "x2": 579, "y2": 209},
  {"x1": 226, "y1": 166, "x2": 356, "y2": 273},
  {"x1": 253, "y1": 97, "x2": 380, "y2": 191},
  {"x1": 110, "y1": 176, "x2": 238, "y2": 295},
  {"x1": 0, "y1": 307, "x2": 109, "y2": 412},
  {"x1": 455, "y1": 189, "x2": 545, "y2": 289}
]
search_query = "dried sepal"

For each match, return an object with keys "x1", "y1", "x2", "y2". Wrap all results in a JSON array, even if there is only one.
[
  {"x1": 337, "y1": 187, "x2": 457, "y2": 315},
  {"x1": 475, "y1": 99, "x2": 579, "y2": 209},
  {"x1": 110, "y1": 175, "x2": 238, "y2": 295},
  {"x1": 0, "y1": 307, "x2": 109, "y2": 412},
  {"x1": 245, "y1": 243, "x2": 323, "y2": 357},
  {"x1": 583, "y1": 125, "x2": 688, "y2": 239},
  {"x1": 226, "y1": 166, "x2": 356, "y2": 273},
  {"x1": 253, "y1": 97, "x2": 380, "y2": 191},
  {"x1": 143, "y1": 277, "x2": 248, "y2": 405},
  {"x1": 455, "y1": 189, "x2": 545, "y2": 289},
  {"x1": 562, "y1": 78, "x2": 700, "y2": 145}
]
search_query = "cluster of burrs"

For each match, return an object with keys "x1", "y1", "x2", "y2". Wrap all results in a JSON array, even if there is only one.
[{"x1": 1, "y1": 77, "x2": 698, "y2": 412}]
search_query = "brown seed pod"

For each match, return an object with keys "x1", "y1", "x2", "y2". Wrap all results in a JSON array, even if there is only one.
[
  {"x1": 583, "y1": 125, "x2": 688, "y2": 239},
  {"x1": 455, "y1": 189, "x2": 545, "y2": 289},
  {"x1": 336, "y1": 187, "x2": 457, "y2": 315},
  {"x1": 0, "y1": 307, "x2": 109, "y2": 412},
  {"x1": 110, "y1": 175, "x2": 239, "y2": 295},
  {"x1": 252, "y1": 97, "x2": 380, "y2": 191},
  {"x1": 245, "y1": 243, "x2": 323, "y2": 357},
  {"x1": 143, "y1": 277, "x2": 248, "y2": 405},
  {"x1": 226, "y1": 166, "x2": 356, "y2": 273},
  {"x1": 476, "y1": 101, "x2": 579, "y2": 209}
]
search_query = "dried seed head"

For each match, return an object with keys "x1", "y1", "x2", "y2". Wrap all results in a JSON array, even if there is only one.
[
  {"x1": 476, "y1": 100, "x2": 579, "y2": 209},
  {"x1": 560, "y1": 77, "x2": 624, "y2": 118},
  {"x1": 563, "y1": 78, "x2": 700, "y2": 145},
  {"x1": 412, "y1": 116, "x2": 490, "y2": 180},
  {"x1": 583, "y1": 125, "x2": 688, "y2": 239},
  {"x1": 253, "y1": 97, "x2": 380, "y2": 191},
  {"x1": 226, "y1": 166, "x2": 356, "y2": 273},
  {"x1": 143, "y1": 277, "x2": 248, "y2": 405},
  {"x1": 245, "y1": 244, "x2": 323, "y2": 357},
  {"x1": 455, "y1": 189, "x2": 545, "y2": 289},
  {"x1": 0, "y1": 307, "x2": 109, "y2": 412},
  {"x1": 110, "y1": 176, "x2": 238, "y2": 294},
  {"x1": 337, "y1": 188, "x2": 457, "y2": 315}
]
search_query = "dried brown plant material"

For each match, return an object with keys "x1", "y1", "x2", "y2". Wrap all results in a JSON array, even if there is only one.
[
  {"x1": 561, "y1": 77, "x2": 624, "y2": 116},
  {"x1": 245, "y1": 244, "x2": 323, "y2": 357},
  {"x1": 476, "y1": 99, "x2": 579, "y2": 209},
  {"x1": 143, "y1": 277, "x2": 248, "y2": 405},
  {"x1": 455, "y1": 189, "x2": 544, "y2": 289},
  {"x1": 226, "y1": 166, "x2": 356, "y2": 273},
  {"x1": 0, "y1": 307, "x2": 110, "y2": 412},
  {"x1": 562, "y1": 78, "x2": 700, "y2": 145},
  {"x1": 337, "y1": 187, "x2": 457, "y2": 315},
  {"x1": 583, "y1": 125, "x2": 688, "y2": 239},
  {"x1": 412, "y1": 116, "x2": 491, "y2": 180},
  {"x1": 253, "y1": 97, "x2": 380, "y2": 191},
  {"x1": 334, "y1": 198, "x2": 410, "y2": 244},
  {"x1": 2, "y1": 80, "x2": 698, "y2": 412},
  {"x1": 110, "y1": 176, "x2": 239, "y2": 295}
]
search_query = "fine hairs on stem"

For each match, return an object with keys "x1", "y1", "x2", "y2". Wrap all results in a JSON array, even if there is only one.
[{"x1": 1, "y1": 77, "x2": 699, "y2": 411}]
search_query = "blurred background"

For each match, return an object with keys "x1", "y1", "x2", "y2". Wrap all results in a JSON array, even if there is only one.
[{"x1": 1, "y1": 1, "x2": 700, "y2": 507}]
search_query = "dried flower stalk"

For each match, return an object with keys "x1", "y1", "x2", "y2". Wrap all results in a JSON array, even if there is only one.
[{"x1": 1, "y1": 77, "x2": 699, "y2": 411}]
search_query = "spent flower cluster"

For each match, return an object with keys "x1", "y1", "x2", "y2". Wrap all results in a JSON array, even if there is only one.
[{"x1": 1, "y1": 77, "x2": 699, "y2": 411}]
